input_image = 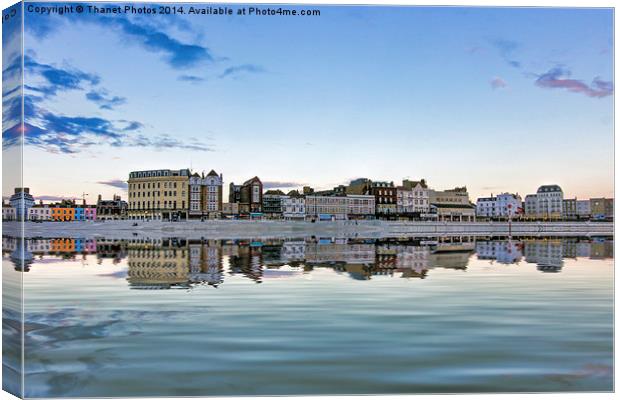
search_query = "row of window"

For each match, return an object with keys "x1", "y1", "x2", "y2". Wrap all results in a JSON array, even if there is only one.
[
  {"x1": 400, "y1": 199, "x2": 428, "y2": 205},
  {"x1": 130, "y1": 201, "x2": 186, "y2": 209},
  {"x1": 398, "y1": 191, "x2": 427, "y2": 197},
  {"x1": 130, "y1": 191, "x2": 186, "y2": 198},
  {"x1": 130, "y1": 181, "x2": 187, "y2": 190}
]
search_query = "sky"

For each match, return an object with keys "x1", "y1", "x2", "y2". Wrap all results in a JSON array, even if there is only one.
[{"x1": 2, "y1": 3, "x2": 614, "y2": 204}]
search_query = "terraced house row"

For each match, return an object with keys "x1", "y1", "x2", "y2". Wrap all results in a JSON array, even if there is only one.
[{"x1": 2, "y1": 188, "x2": 127, "y2": 221}]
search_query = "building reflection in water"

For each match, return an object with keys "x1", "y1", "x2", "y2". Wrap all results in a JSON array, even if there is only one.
[{"x1": 2, "y1": 235, "x2": 614, "y2": 286}]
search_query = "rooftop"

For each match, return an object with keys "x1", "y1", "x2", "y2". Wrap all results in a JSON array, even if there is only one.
[{"x1": 537, "y1": 185, "x2": 563, "y2": 193}]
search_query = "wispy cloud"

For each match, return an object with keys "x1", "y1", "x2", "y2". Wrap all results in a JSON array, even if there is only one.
[
  {"x1": 122, "y1": 121, "x2": 143, "y2": 131},
  {"x1": 35, "y1": 194, "x2": 80, "y2": 202},
  {"x1": 26, "y1": 10, "x2": 214, "y2": 70},
  {"x1": 178, "y1": 74, "x2": 205, "y2": 83},
  {"x1": 24, "y1": 55, "x2": 100, "y2": 96},
  {"x1": 263, "y1": 181, "x2": 305, "y2": 189},
  {"x1": 3, "y1": 55, "x2": 23, "y2": 83},
  {"x1": 491, "y1": 39, "x2": 521, "y2": 69},
  {"x1": 2, "y1": 55, "x2": 212, "y2": 154},
  {"x1": 126, "y1": 134, "x2": 213, "y2": 152},
  {"x1": 4, "y1": 111, "x2": 211, "y2": 154},
  {"x1": 19, "y1": 104, "x2": 211, "y2": 154},
  {"x1": 99, "y1": 17, "x2": 213, "y2": 69},
  {"x1": 490, "y1": 77, "x2": 507, "y2": 90},
  {"x1": 86, "y1": 89, "x2": 126, "y2": 110},
  {"x1": 465, "y1": 45, "x2": 483, "y2": 55},
  {"x1": 97, "y1": 179, "x2": 128, "y2": 190},
  {"x1": 14, "y1": 109, "x2": 124, "y2": 154},
  {"x1": 535, "y1": 67, "x2": 613, "y2": 98},
  {"x1": 24, "y1": 55, "x2": 130, "y2": 111},
  {"x1": 219, "y1": 64, "x2": 265, "y2": 79},
  {"x1": 41, "y1": 114, "x2": 123, "y2": 140},
  {"x1": 488, "y1": 38, "x2": 612, "y2": 99}
]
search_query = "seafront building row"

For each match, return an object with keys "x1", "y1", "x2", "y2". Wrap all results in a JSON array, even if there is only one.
[
  {"x1": 2, "y1": 188, "x2": 128, "y2": 222},
  {"x1": 125, "y1": 170, "x2": 473, "y2": 221},
  {"x1": 1, "y1": 169, "x2": 614, "y2": 222},
  {"x1": 475, "y1": 185, "x2": 614, "y2": 221}
]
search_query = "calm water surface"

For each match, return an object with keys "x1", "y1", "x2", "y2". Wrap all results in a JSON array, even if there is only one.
[{"x1": 2, "y1": 236, "x2": 614, "y2": 396}]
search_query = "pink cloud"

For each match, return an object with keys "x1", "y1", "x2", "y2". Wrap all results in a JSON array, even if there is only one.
[
  {"x1": 490, "y1": 77, "x2": 508, "y2": 89},
  {"x1": 535, "y1": 67, "x2": 613, "y2": 98}
]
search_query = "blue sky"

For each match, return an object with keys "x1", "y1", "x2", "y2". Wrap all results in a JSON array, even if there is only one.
[{"x1": 3, "y1": 3, "x2": 614, "y2": 203}]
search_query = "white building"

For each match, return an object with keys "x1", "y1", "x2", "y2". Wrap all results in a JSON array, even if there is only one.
[
  {"x1": 28, "y1": 204, "x2": 52, "y2": 221},
  {"x1": 282, "y1": 195, "x2": 305, "y2": 220},
  {"x1": 477, "y1": 193, "x2": 522, "y2": 218},
  {"x1": 497, "y1": 193, "x2": 522, "y2": 216},
  {"x1": 476, "y1": 196, "x2": 497, "y2": 218},
  {"x1": 525, "y1": 185, "x2": 563, "y2": 219},
  {"x1": 524, "y1": 194, "x2": 538, "y2": 216},
  {"x1": 2, "y1": 204, "x2": 16, "y2": 221},
  {"x1": 396, "y1": 179, "x2": 430, "y2": 215}
]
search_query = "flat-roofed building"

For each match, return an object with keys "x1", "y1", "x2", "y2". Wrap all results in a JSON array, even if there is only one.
[
  {"x1": 128, "y1": 169, "x2": 190, "y2": 221},
  {"x1": 28, "y1": 202, "x2": 51, "y2": 221},
  {"x1": 346, "y1": 195, "x2": 375, "y2": 219},
  {"x1": 2, "y1": 203, "x2": 16, "y2": 221},
  {"x1": 222, "y1": 202, "x2": 239, "y2": 218},
  {"x1": 524, "y1": 194, "x2": 538, "y2": 218},
  {"x1": 476, "y1": 193, "x2": 522, "y2": 219},
  {"x1": 590, "y1": 198, "x2": 614, "y2": 221},
  {"x1": 305, "y1": 195, "x2": 348, "y2": 220},
  {"x1": 263, "y1": 190, "x2": 286, "y2": 219},
  {"x1": 576, "y1": 200, "x2": 591, "y2": 220},
  {"x1": 562, "y1": 198, "x2": 577, "y2": 220},
  {"x1": 430, "y1": 187, "x2": 475, "y2": 222},
  {"x1": 367, "y1": 181, "x2": 397, "y2": 216}
]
